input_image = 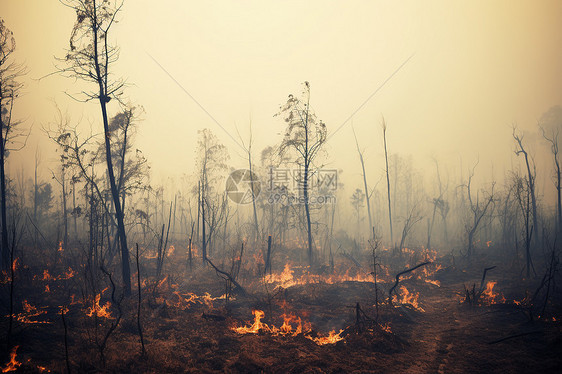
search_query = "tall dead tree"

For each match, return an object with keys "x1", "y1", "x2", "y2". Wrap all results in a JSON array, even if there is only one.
[
  {"x1": 512, "y1": 127, "x2": 538, "y2": 249},
  {"x1": 61, "y1": 0, "x2": 131, "y2": 295},
  {"x1": 512, "y1": 172, "x2": 535, "y2": 278},
  {"x1": 0, "y1": 19, "x2": 25, "y2": 269},
  {"x1": 541, "y1": 127, "x2": 562, "y2": 235},
  {"x1": 427, "y1": 160, "x2": 448, "y2": 249},
  {"x1": 276, "y1": 82, "x2": 327, "y2": 267},
  {"x1": 353, "y1": 127, "x2": 373, "y2": 238},
  {"x1": 464, "y1": 163, "x2": 495, "y2": 258},
  {"x1": 236, "y1": 122, "x2": 260, "y2": 241},
  {"x1": 382, "y1": 118, "x2": 393, "y2": 248},
  {"x1": 399, "y1": 204, "x2": 422, "y2": 253},
  {"x1": 195, "y1": 129, "x2": 229, "y2": 262}
]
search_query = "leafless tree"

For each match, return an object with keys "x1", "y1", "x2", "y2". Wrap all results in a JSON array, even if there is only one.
[
  {"x1": 382, "y1": 118, "x2": 393, "y2": 248},
  {"x1": 276, "y1": 82, "x2": 327, "y2": 267},
  {"x1": 0, "y1": 18, "x2": 26, "y2": 268},
  {"x1": 464, "y1": 163, "x2": 495, "y2": 258},
  {"x1": 195, "y1": 129, "x2": 229, "y2": 263},
  {"x1": 541, "y1": 126, "x2": 562, "y2": 235},
  {"x1": 350, "y1": 188, "x2": 365, "y2": 238},
  {"x1": 512, "y1": 127, "x2": 538, "y2": 250},
  {"x1": 58, "y1": 0, "x2": 134, "y2": 294},
  {"x1": 398, "y1": 204, "x2": 423, "y2": 253},
  {"x1": 353, "y1": 127, "x2": 373, "y2": 237},
  {"x1": 512, "y1": 172, "x2": 536, "y2": 278}
]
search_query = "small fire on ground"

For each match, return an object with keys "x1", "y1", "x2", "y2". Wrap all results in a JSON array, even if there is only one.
[{"x1": 231, "y1": 309, "x2": 345, "y2": 345}]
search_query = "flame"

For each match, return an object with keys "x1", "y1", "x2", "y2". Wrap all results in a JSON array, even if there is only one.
[
  {"x1": 41, "y1": 270, "x2": 52, "y2": 281},
  {"x1": 1, "y1": 346, "x2": 21, "y2": 372},
  {"x1": 480, "y1": 281, "x2": 506, "y2": 305},
  {"x1": 85, "y1": 288, "x2": 113, "y2": 319},
  {"x1": 392, "y1": 285, "x2": 425, "y2": 312},
  {"x1": 232, "y1": 310, "x2": 340, "y2": 344},
  {"x1": 58, "y1": 241, "x2": 64, "y2": 252},
  {"x1": 167, "y1": 245, "x2": 176, "y2": 256},
  {"x1": 307, "y1": 329, "x2": 344, "y2": 345},
  {"x1": 380, "y1": 323, "x2": 392, "y2": 333},
  {"x1": 11, "y1": 258, "x2": 18, "y2": 273},
  {"x1": 157, "y1": 275, "x2": 169, "y2": 290},
  {"x1": 253, "y1": 252, "x2": 265, "y2": 265},
  {"x1": 424, "y1": 279, "x2": 441, "y2": 287},
  {"x1": 265, "y1": 263, "x2": 295, "y2": 287},
  {"x1": 169, "y1": 291, "x2": 225, "y2": 310},
  {"x1": 486, "y1": 240, "x2": 492, "y2": 247},
  {"x1": 36, "y1": 366, "x2": 51, "y2": 373},
  {"x1": 14, "y1": 301, "x2": 50, "y2": 324},
  {"x1": 64, "y1": 267, "x2": 76, "y2": 279},
  {"x1": 265, "y1": 263, "x2": 379, "y2": 288},
  {"x1": 37, "y1": 267, "x2": 75, "y2": 281},
  {"x1": 274, "y1": 313, "x2": 311, "y2": 336},
  {"x1": 233, "y1": 310, "x2": 269, "y2": 334},
  {"x1": 44, "y1": 285, "x2": 50, "y2": 293}
]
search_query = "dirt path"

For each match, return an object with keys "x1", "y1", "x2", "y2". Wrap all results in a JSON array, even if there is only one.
[{"x1": 400, "y1": 284, "x2": 468, "y2": 374}]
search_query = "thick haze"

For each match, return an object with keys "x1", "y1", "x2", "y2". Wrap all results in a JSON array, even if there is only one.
[{"x1": 2, "y1": 0, "x2": 562, "y2": 201}]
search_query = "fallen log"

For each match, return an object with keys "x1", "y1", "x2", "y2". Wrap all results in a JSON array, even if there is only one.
[
  {"x1": 488, "y1": 330, "x2": 541, "y2": 344},
  {"x1": 206, "y1": 257, "x2": 248, "y2": 297}
]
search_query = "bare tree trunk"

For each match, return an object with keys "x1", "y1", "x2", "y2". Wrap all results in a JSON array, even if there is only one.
[
  {"x1": 201, "y1": 187, "x2": 207, "y2": 264},
  {"x1": 0, "y1": 113, "x2": 9, "y2": 268},
  {"x1": 304, "y1": 159, "x2": 313, "y2": 267},
  {"x1": 353, "y1": 129, "x2": 373, "y2": 238},
  {"x1": 382, "y1": 119, "x2": 393, "y2": 248},
  {"x1": 513, "y1": 130, "x2": 538, "y2": 249},
  {"x1": 249, "y1": 155, "x2": 259, "y2": 241}
]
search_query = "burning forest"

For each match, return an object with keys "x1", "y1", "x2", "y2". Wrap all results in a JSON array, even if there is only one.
[{"x1": 1, "y1": 1, "x2": 562, "y2": 373}]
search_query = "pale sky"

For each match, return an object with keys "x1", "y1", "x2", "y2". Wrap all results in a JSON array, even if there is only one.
[{"x1": 2, "y1": 1, "x2": 562, "y2": 200}]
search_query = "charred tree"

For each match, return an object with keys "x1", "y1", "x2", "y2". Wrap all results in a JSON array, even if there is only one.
[
  {"x1": 513, "y1": 127, "x2": 538, "y2": 249},
  {"x1": 276, "y1": 82, "x2": 327, "y2": 267},
  {"x1": 464, "y1": 163, "x2": 495, "y2": 259},
  {"x1": 61, "y1": 0, "x2": 132, "y2": 295},
  {"x1": 382, "y1": 118, "x2": 393, "y2": 248},
  {"x1": 0, "y1": 19, "x2": 25, "y2": 269}
]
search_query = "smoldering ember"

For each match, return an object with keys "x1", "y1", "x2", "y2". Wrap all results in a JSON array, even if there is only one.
[{"x1": 0, "y1": 1, "x2": 561, "y2": 373}]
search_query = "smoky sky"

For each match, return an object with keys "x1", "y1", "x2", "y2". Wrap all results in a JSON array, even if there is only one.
[{"x1": 2, "y1": 0, "x2": 562, "y2": 205}]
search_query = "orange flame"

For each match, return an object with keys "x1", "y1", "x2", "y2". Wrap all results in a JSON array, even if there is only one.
[
  {"x1": 85, "y1": 288, "x2": 113, "y2": 319},
  {"x1": 232, "y1": 310, "x2": 341, "y2": 344},
  {"x1": 380, "y1": 323, "x2": 392, "y2": 333},
  {"x1": 424, "y1": 279, "x2": 441, "y2": 287},
  {"x1": 170, "y1": 291, "x2": 225, "y2": 310},
  {"x1": 11, "y1": 258, "x2": 18, "y2": 273},
  {"x1": 480, "y1": 281, "x2": 506, "y2": 305},
  {"x1": 265, "y1": 263, "x2": 378, "y2": 288},
  {"x1": 233, "y1": 310, "x2": 269, "y2": 334},
  {"x1": 58, "y1": 241, "x2": 64, "y2": 252},
  {"x1": 167, "y1": 245, "x2": 176, "y2": 257},
  {"x1": 38, "y1": 267, "x2": 75, "y2": 281},
  {"x1": 1, "y1": 345, "x2": 21, "y2": 372},
  {"x1": 307, "y1": 329, "x2": 344, "y2": 345},
  {"x1": 392, "y1": 285, "x2": 425, "y2": 312},
  {"x1": 14, "y1": 301, "x2": 50, "y2": 324}
]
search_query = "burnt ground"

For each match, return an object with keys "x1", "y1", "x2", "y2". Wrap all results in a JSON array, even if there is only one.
[{"x1": 0, "y1": 245, "x2": 561, "y2": 373}]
